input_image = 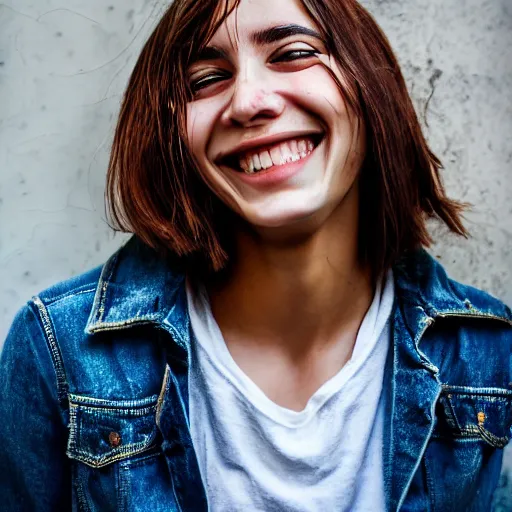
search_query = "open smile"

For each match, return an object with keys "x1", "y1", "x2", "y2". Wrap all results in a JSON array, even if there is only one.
[
  {"x1": 217, "y1": 133, "x2": 325, "y2": 174},
  {"x1": 218, "y1": 133, "x2": 326, "y2": 188}
]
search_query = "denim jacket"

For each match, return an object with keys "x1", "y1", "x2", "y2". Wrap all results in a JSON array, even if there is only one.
[{"x1": 1, "y1": 235, "x2": 511, "y2": 512}]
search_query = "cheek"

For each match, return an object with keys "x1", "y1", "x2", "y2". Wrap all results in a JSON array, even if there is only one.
[
  {"x1": 286, "y1": 67, "x2": 348, "y2": 119},
  {"x1": 186, "y1": 103, "x2": 217, "y2": 161},
  {"x1": 185, "y1": 104, "x2": 235, "y2": 205},
  {"x1": 186, "y1": 105, "x2": 202, "y2": 156}
]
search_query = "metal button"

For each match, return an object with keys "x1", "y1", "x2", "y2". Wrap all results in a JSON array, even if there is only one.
[
  {"x1": 464, "y1": 300, "x2": 472, "y2": 310},
  {"x1": 109, "y1": 431, "x2": 122, "y2": 447},
  {"x1": 477, "y1": 412, "x2": 485, "y2": 426}
]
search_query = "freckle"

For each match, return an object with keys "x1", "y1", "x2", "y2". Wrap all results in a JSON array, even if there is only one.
[
  {"x1": 41, "y1": 105, "x2": 47, "y2": 111},
  {"x1": 108, "y1": 5, "x2": 114, "y2": 11},
  {"x1": 126, "y1": 9, "x2": 134, "y2": 20},
  {"x1": 250, "y1": 91, "x2": 265, "y2": 109},
  {"x1": 23, "y1": 271, "x2": 30, "y2": 277},
  {"x1": 0, "y1": 61, "x2": 4, "y2": 66},
  {"x1": 55, "y1": 31, "x2": 63, "y2": 37}
]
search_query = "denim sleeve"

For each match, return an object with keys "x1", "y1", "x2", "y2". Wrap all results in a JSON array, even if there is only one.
[{"x1": 0, "y1": 303, "x2": 71, "y2": 511}]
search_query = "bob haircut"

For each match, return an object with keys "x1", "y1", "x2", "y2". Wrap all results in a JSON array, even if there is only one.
[{"x1": 106, "y1": 0, "x2": 468, "y2": 279}]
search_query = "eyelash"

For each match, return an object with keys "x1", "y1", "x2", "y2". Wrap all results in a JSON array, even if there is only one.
[{"x1": 190, "y1": 49, "x2": 319, "y2": 93}]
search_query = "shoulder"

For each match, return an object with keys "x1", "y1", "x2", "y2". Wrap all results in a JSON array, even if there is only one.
[
  {"x1": 29, "y1": 235, "x2": 183, "y2": 332},
  {"x1": 3, "y1": 236, "x2": 177, "y2": 400},
  {"x1": 4, "y1": 237, "x2": 131, "y2": 359},
  {"x1": 393, "y1": 248, "x2": 512, "y2": 325},
  {"x1": 1, "y1": 262, "x2": 105, "y2": 407},
  {"x1": 34, "y1": 264, "x2": 103, "y2": 317},
  {"x1": 4, "y1": 260, "x2": 103, "y2": 354}
]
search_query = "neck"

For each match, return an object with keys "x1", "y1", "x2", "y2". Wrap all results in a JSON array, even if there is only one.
[{"x1": 205, "y1": 184, "x2": 374, "y2": 358}]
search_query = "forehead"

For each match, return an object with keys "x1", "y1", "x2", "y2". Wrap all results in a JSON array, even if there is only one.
[{"x1": 210, "y1": 0, "x2": 316, "y2": 46}]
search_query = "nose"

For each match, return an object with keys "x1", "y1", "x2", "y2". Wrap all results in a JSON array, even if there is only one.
[{"x1": 221, "y1": 70, "x2": 285, "y2": 127}]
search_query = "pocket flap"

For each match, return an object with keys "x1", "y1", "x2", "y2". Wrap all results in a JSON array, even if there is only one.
[
  {"x1": 436, "y1": 386, "x2": 512, "y2": 448},
  {"x1": 66, "y1": 394, "x2": 159, "y2": 468}
]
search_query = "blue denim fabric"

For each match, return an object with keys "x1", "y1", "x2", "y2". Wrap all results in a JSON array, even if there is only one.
[{"x1": 1, "y1": 235, "x2": 511, "y2": 511}]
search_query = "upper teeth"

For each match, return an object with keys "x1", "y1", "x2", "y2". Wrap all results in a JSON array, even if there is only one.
[{"x1": 238, "y1": 137, "x2": 316, "y2": 174}]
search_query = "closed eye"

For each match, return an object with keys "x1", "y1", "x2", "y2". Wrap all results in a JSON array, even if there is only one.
[
  {"x1": 271, "y1": 49, "x2": 320, "y2": 63},
  {"x1": 190, "y1": 72, "x2": 229, "y2": 93},
  {"x1": 189, "y1": 49, "x2": 320, "y2": 95}
]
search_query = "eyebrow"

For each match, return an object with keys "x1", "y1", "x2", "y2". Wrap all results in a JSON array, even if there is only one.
[
  {"x1": 191, "y1": 24, "x2": 325, "y2": 65},
  {"x1": 251, "y1": 24, "x2": 324, "y2": 46}
]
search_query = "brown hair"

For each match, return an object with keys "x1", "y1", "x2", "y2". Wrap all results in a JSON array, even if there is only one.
[{"x1": 106, "y1": 0, "x2": 468, "y2": 278}]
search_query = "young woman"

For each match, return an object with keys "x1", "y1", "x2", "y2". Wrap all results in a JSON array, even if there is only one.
[{"x1": 1, "y1": 0, "x2": 511, "y2": 510}]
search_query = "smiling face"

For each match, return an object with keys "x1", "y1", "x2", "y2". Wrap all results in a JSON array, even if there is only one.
[{"x1": 186, "y1": 0, "x2": 366, "y2": 234}]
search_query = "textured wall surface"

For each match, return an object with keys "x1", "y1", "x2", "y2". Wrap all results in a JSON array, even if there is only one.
[{"x1": 1, "y1": 0, "x2": 511, "y2": 506}]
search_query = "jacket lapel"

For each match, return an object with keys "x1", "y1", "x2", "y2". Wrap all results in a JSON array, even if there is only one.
[
  {"x1": 156, "y1": 282, "x2": 209, "y2": 512},
  {"x1": 384, "y1": 299, "x2": 442, "y2": 510}
]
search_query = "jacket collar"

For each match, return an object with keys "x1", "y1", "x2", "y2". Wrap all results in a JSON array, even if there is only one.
[
  {"x1": 85, "y1": 236, "x2": 512, "y2": 340},
  {"x1": 85, "y1": 236, "x2": 186, "y2": 336},
  {"x1": 392, "y1": 247, "x2": 511, "y2": 332}
]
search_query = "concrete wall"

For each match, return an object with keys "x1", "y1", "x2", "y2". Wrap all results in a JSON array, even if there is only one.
[{"x1": 1, "y1": 0, "x2": 511, "y2": 506}]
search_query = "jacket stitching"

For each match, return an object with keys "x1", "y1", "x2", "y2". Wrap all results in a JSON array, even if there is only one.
[
  {"x1": 156, "y1": 365, "x2": 171, "y2": 429},
  {"x1": 32, "y1": 296, "x2": 69, "y2": 405},
  {"x1": 68, "y1": 393, "x2": 159, "y2": 409},
  {"x1": 69, "y1": 403, "x2": 157, "y2": 416},
  {"x1": 89, "y1": 251, "x2": 120, "y2": 326},
  {"x1": 40, "y1": 286, "x2": 97, "y2": 306},
  {"x1": 97, "y1": 264, "x2": 115, "y2": 324},
  {"x1": 67, "y1": 442, "x2": 158, "y2": 469},
  {"x1": 88, "y1": 318, "x2": 160, "y2": 333},
  {"x1": 67, "y1": 400, "x2": 78, "y2": 456}
]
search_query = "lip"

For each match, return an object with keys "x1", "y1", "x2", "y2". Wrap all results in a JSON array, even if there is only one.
[
  {"x1": 215, "y1": 130, "x2": 324, "y2": 165},
  {"x1": 223, "y1": 136, "x2": 324, "y2": 189}
]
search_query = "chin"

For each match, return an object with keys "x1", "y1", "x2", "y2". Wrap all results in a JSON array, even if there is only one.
[{"x1": 243, "y1": 205, "x2": 325, "y2": 232}]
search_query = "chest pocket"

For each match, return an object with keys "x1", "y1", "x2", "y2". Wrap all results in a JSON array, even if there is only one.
[
  {"x1": 66, "y1": 393, "x2": 160, "y2": 468},
  {"x1": 434, "y1": 385, "x2": 512, "y2": 448},
  {"x1": 66, "y1": 393, "x2": 180, "y2": 512},
  {"x1": 422, "y1": 386, "x2": 512, "y2": 512}
]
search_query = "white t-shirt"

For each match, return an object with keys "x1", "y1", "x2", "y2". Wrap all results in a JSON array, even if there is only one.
[{"x1": 186, "y1": 270, "x2": 395, "y2": 512}]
